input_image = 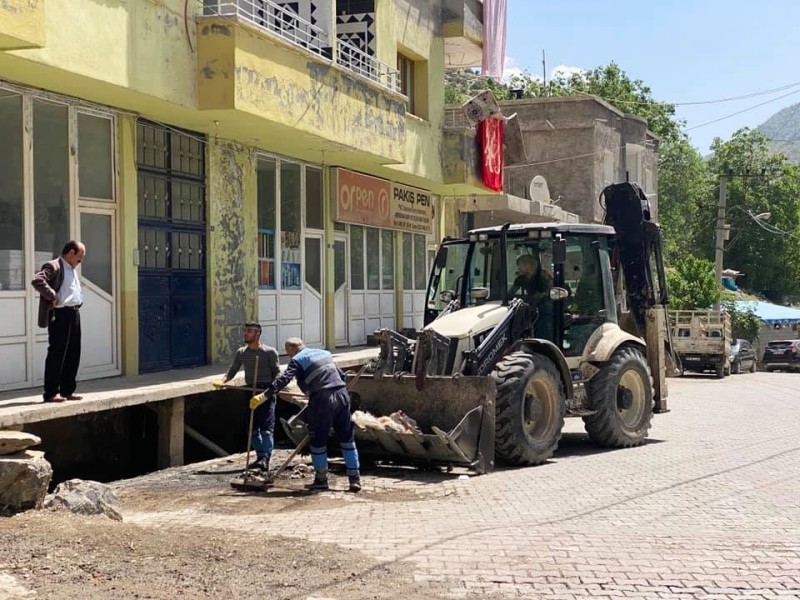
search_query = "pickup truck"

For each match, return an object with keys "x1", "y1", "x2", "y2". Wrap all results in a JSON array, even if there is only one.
[{"x1": 670, "y1": 310, "x2": 731, "y2": 378}]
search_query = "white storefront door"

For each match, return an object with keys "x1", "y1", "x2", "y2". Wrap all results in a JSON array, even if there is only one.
[
  {"x1": 302, "y1": 234, "x2": 324, "y2": 347},
  {"x1": 75, "y1": 209, "x2": 119, "y2": 377},
  {"x1": 333, "y1": 234, "x2": 349, "y2": 346}
]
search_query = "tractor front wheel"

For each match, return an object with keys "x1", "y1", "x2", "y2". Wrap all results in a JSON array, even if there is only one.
[
  {"x1": 492, "y1": 351, "x2": 566, "y2": 465},
  {"x1": 583, "y1": 345, "x2": 654, "y2": 448}
]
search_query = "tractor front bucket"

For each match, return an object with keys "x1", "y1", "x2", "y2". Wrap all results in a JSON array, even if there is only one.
[{"x1": 281, "y1": 373, "x2": 496, "y2": 473}]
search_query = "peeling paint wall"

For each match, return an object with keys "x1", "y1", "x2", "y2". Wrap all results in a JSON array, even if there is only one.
[
  {"x1": 197, "y1": 20, "x2": 407, "y2": 164},
  {"x1": 207, "y1": 141, "x2": 257, "y2": 364},
  {"x1": 4, "y1": 0, "x2": 198, "y2": 108},
  {"x1": 379, "y1": 0, "x2": 446, "y2": 184},
  {"x1": 0, "y1": 0, "x2": 45, "y2": 50}
]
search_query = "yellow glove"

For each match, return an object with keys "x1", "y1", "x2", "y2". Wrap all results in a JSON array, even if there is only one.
[
  {"x1": 249, "y1": 394, "x2": 266, "y2": 410},
  {"x1": 212, "y1": 380, "x2": 226, "y2": 389}
]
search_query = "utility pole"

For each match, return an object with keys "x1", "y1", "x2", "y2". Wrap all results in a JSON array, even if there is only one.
[
  {"x1": 542, "y1": 50, "x2": 547, "y2": 95},
  {"x1": 713, "y1": 175, "x2": 728, "y2": 310}
]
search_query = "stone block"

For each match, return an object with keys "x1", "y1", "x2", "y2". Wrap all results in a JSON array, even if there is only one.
[
  {"x1": 0, "y1": 450, "x2": 53, "y2": 514},
  {"x1": 0, "y1": 431, "x2": 41, "y2": 455},
  {"x1": 45, "y1": 479, "x2": 122, "y2": 521}
]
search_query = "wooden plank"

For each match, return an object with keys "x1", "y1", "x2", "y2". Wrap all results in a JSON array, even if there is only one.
[{"x1": 157, "y1": 397, "x2": 185, "y2": 469}]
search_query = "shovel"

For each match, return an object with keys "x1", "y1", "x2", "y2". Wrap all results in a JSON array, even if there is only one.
[{"x1": 230, "y1": 356, "x2": 264, "y2": 491}]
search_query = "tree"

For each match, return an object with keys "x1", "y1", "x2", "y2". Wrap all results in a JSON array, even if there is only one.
[
  {"x1": 666, "y1": 255, "x2": 720, "y2": 310},
  {"x1": 707, "y1": 128, "x2": 800, "y2": 299},
  {"x1": 720, "y1": 297, "x2": 763, "y2": 342},
  {"x1": 657, "y1": 138, "x2": 715, "y2": 262},
  {"x1": 506, "y1": 63, "x2": 683, "y2": 143}
]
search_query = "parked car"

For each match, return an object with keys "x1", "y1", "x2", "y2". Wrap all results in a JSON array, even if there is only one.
[
  {"x1": 762, "y1": 339, "x2": 800, "y2": 372},
  {"x1": 730, "y1": 339, "x2": 757, "y2": 374}
]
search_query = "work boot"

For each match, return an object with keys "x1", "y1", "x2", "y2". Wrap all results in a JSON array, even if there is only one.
[
  {"x1": 348, "y1": 476, "x2": 362, "y2": 493},
  {"x1": 252, "y1": 458, "x2": 269, "y2": 472},
  {"x1": 305, "y1": 474, "x2": 329, "y2": 491}
]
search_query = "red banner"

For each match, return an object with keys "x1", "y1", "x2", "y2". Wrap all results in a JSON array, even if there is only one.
[{"x1": 477, "y1": 117, "x2": 504, "y2": 192}]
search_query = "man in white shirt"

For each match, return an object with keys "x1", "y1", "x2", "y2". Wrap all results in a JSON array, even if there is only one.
[{"x1": 31, "y1": 241, "x2": 86, "y2": 403}]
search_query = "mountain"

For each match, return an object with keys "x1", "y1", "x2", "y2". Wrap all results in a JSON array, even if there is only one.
[{"x1": 757, "y1": 102, "x2": 800, "y2": 163}]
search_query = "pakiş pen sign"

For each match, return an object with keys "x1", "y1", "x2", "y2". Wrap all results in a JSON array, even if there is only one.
[{"x1": 335, "y1": 168, "x2": 435, "y2": 234}]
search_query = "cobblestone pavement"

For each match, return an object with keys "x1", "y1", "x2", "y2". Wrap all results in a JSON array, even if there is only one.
[{"x1": 125, "y1": 372, "x2": 800, "y2": 599}]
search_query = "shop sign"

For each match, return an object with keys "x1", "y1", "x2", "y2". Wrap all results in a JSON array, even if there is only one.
[
  {"x1": 335, "y1": 169, "x2": 391, "y2": 229},
  {"x1": 335, "y1": 168, "x2": 436, "y2": 235},
  {"x1": 389, "y1": 183, "x2": 435, "y2": 235}
]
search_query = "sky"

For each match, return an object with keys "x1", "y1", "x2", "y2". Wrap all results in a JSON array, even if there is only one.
[{"x1": 503, "y1": 0, "x2": 800, "y2": 152}]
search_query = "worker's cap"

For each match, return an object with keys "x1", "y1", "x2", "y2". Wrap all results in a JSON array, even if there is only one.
[{"x1": 244, "y1": 321, "x2": 262, "y2": 332}]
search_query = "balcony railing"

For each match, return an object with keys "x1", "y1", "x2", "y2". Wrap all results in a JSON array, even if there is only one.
[
  {"x1": 336, "y1": 38, "x2": 401, "y2": 94},
  {"x1": 202, "y1": 1, "x2": 402, "y2": 94},
  {"x1": 444, "y1": 106, "x2": 473, "y2": 130},
  {"x1": 203, "y1": 0, "x2": 331, "y2": 58}
]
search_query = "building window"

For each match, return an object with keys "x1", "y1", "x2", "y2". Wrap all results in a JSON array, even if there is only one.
[
  {"x1": 625, "y1": 144, "x2": 644, "y2": 186},
  {"x1": 305, "y1": 166, "x2": 323, "y2": 230},
  {"x1": 280, "y1": 161, "x2": 302, "y2": 290},
  {"x1": 78, "y1": 113, "x2": 114, "y2": 201},
  {"x1": 33, "y1": 100, "x2": 70, "y2": 261},
  {"x1": 350, "y1": 225, "x2": 364, "y2": 290},
  {"x1": 257, "y1": 157, "x2": 277, "y2": 289},
  {"x1": 0, "y1": 92, "x2": 23, "y2": 291},
  {"x1": 397, "y1": 53, "x2": 415, "y2": 115},
  {"x1": 603, "y1": 150, "x2": 614, "y2": 185},
  {"x1": 366, "y1": 227, "x2": 380, "y2": 290},
  {"x1": 398, "y1": 52, "x2": 428, "y2": 119},
  {"x1": 402, "y1": 233, "x2": 430, "y2": 290},
  {"x1": 381, "y1": 229, "x2": 394, "y2": 289},
  {"x1": 414, "y1": 234, "x2": 427, "y2": 290}
]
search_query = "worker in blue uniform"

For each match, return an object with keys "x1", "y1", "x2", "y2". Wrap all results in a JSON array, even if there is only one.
[{"x1": 250, "y1": 338, "x2": 361, "y2": 492}]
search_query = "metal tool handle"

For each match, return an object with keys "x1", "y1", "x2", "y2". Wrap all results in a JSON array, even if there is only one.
[{"x1": 243, "y1": 354, "x2": 260, "y2": 473}]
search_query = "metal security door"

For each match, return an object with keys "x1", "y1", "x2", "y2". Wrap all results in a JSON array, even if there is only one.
[{"x1": 136, "y1": 122, "x2": 206, "y2": 372}]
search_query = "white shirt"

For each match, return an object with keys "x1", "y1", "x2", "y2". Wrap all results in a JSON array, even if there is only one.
[{"x1": 57, "y1": 260, "x2": 83, "y2": 307}]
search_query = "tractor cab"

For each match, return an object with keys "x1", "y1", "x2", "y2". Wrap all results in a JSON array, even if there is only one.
[{"x1": 424, "y1": 223, "x2": 619, "y2": 362}]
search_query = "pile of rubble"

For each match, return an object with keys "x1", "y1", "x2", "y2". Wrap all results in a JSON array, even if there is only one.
[{"x1": 351, "y1": 410, "x2": 421, "y2": 434}]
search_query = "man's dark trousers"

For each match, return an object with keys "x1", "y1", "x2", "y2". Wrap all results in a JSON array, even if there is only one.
[{"x1": 43, "y1": 308, "x2": 81, "y2": 400}]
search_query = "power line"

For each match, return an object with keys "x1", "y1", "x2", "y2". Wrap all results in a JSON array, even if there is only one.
[
  {"x1": 454, "y1": 67, "x2": 800, "y2": 108},
  {"x1": 685, "y1": 89, "x2": 800, "y2": 131},
  {"x1": 504, "y1": 138, "x2": 653, "y2": 169}
]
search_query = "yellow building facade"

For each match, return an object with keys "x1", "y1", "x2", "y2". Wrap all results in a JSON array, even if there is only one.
[{"x1": 0, "y1": 0, "x2": 489, "y2": 389}]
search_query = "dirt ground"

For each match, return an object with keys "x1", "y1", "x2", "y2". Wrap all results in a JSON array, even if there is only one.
[{"x1": 0, "y1": 452, "x2": 474, "y2": 600}]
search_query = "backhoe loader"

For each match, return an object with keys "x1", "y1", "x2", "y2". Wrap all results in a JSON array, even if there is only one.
[{"x1": 282, "y1": 182, "x2": 672, "y2": 473}]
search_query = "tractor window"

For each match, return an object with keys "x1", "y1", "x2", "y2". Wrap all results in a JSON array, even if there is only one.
[
  {"x1": 563, "y1": 236, "x2": 606, "y2": 357},
  {"x1": 467, "y1": 239, "x2": 501, "y2": 304},
  {"x1": 506, "y1": 237, "x2": 555, "y2": 338},
  {"x1": 427, "y1": 241, "x2": 470, "y2": 310}
]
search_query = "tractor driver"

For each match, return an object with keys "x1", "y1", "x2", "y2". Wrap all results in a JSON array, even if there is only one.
[{"x1": 508, "y1": 253, "x2": 552, "y2": 301}]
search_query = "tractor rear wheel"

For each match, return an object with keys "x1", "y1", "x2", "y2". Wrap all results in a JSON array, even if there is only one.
[
  {"x1": 583, "y1": 345, "x2": 653, "y2": 448},
  {"x1": 492, "y1": 351, "x2": 565, "y2": 465}
]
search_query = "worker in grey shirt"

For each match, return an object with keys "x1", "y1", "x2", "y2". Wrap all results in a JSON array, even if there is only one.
[{"x1": 214, "y1": 321, "x2": 280, "y2": 471}]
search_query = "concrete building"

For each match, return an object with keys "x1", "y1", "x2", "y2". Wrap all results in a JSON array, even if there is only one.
[
  {"x1": 442, "y1": 94, "x2": 660, "y2": 235},
  {"x1": 501, "y1": 95, "x2": 660, "y2": 224},
  {"x1": 0, "y1": 0, "x2": 492, "y2": 392}
]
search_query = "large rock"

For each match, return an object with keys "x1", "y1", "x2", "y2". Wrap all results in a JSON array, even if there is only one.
[
  {"x1": 0, "y1": 572, "x2": 36, "y2": 599},
  {"x1": 0, "y1": 431, "x2": 41, "y2": 456},
  {"x1": 0, "y1": 450, "x2": 53, "y2": 514},
  {"x1": 45, "y1": 479, "x2": 122, "y2": 521}
]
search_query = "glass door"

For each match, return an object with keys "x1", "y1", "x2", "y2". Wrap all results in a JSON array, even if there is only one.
[{"x1": 78, "y1": 209, "x2": 119, "y2": 376}]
